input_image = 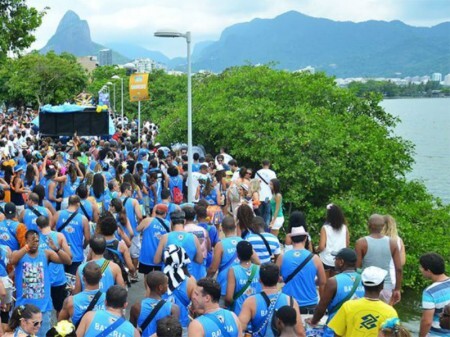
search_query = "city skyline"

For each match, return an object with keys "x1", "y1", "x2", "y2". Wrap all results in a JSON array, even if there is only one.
[{"x1": 26, "y1": 0, "x2": 450, "y2": 58}]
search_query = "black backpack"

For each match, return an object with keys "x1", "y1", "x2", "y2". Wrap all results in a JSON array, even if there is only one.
[{"x1": 103, "y1": 239, "x2": 131, "y2": 286}]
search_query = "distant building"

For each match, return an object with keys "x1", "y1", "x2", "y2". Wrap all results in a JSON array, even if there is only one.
[
  {"x1": 431, "y1": 72, "x2": 442, "y2": 82},
  {"x1": 294, "y1": 66, "x2": 315, "y2": 74},
  {"x1": 134, "y1": 58, "x2": 153, "y2": 73},
  {"x1": 444, "y1": 74, "x2": 450, "y2": 86},
  {"x1": 98, "y1": 49, "x2": 112, "y2": 66},
  {"x1": 77, "y1": 56, "x2": 97, "y2": 72}
]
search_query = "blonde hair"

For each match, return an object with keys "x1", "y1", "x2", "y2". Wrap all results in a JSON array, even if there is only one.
[
  {"x1": 85, "y1": 171, "x2": 94, "y2": 187},
  {"x1": 382, "y1": 214, "x2": 398, "y2": 239},
  {"x1": 249, "y1": 178, "x2": 261, "y2": 194}
]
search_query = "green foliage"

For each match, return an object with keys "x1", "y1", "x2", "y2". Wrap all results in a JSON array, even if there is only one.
[
  {"x1": 156, "y1": 65, "x2": 449, "y2": 291},
  {"x1": 0, "y1": 51, "x2": 88, "y2": 107},
  {"x1": 0, "y1": 0, "x2": 46, "y2": 61},
  {"x1": 348, "y1": 80, "x2": 449, "y2": 98}
]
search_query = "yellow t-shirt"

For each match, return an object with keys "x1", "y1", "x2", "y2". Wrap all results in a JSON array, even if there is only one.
[{"x1": 328, "y1": 297, "x2": 398, "y2": 337}]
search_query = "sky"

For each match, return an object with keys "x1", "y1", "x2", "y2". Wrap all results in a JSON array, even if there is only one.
[{"x1": 27, "y1": 0, "x2": 450, "y2": 58}]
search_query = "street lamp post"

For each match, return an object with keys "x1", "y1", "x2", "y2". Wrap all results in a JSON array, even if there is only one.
[
  {"x1": 155, "y1": 30, "x2": 193, "y2": 203},
  {"x1": 112, "y1": 75, "x2": 124, "y2": 128}
]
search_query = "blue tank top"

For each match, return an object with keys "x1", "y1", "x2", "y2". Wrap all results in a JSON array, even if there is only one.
[
  {"x1": 149, "y1": 181, "x2": 162, "y2": 208},
  {"x1": 39, "y1": 231, "x2": 67, "y2": 286},
  {"x1": 166, "y1": 231, "x2": 205, "y2": 280},
  {"x1": 63, "y1": 176, "x2": 81, "y2": 198},
  {"x1": 0, "y1": 219, "x2": 20, "y2": 250},
  {"x1": 0, "y1": 245, "x2": 10, "y2": 277},
  {"x1": 23, "y1": 205, "x2": 48, "y2": 231},
  {"x1": 137, "y1": 298, "x2": 172, "y2": 336},
  {"x1": 84, "y1": 310, "x2": 135, "y2": 337},
  {"x1": 196, "y1": 308, "x2": 239, "y2": 337},
  {"x1": 121, "y1": 196, "x2": 138, "y2": 235},
  {"x1": 77, "y1": 259, "x2": 115, "y2": 292},
  {"x1": 218, "y1": 236, "x2": 242, "y2": 295},
  {"x1": 91, "y1": 189, "x2": 111, "y2": 214},
  {"x1": 164, "y1": 202, "x2": 177, "y2": 222},
  {"x1": 45, "y1": 179, "x2": 57, "y2": 208},
  {"x1": 281, "y1": 249, "x2": 318, "y2": 307},
  {"x1": 251, "y1": 292, "x2": 291, "y2": 336},
  {"x1": 15, "y1": 251, "x2": 53, "y2": 312},
  {"x1": 232, "y1": 264, "x2": 262, "y2": 315},
  {"x1": 78, "y1": 199, "x2": 94, "y2": 221},
  {"x1": 163, "y1": 278, "x2": 190, "y2": 327},
  {"x1": 56, "y1": 210, "x2": 85, "y2": 262},
  {"x1": 139, "y1": 217, "x2": 169, "y2": 266},
  {"x1": 205, "y1": 188, "x2": 218, "y2": 205},
  {"x1": 72, "y1": 289, "x2": 106, "y2": 326}
]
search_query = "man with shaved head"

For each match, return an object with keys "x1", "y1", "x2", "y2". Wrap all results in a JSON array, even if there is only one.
[{"x1": 355, "y1": 214, "x2": 403, "y2": 305}]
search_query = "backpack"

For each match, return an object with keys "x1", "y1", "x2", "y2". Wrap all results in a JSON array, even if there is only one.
[
  {"x1": 172, "y1": 186, "x2": 183, "y2": 204},
  {"x1": 103, "y1": 239, "x2": 131, "y2": 286}
]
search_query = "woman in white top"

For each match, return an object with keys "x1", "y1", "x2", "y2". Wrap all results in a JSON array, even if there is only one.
[
  {"x1": 382, "y1": 214, "x2": 406, "y2": 290},
  {"x1": 318, "y1": 203, "x2": 349, "y2": 278}
]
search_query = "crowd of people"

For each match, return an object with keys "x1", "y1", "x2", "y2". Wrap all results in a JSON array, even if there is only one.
[{"x1": 0, "y1": 109, "x2": 449, "y2": 337}]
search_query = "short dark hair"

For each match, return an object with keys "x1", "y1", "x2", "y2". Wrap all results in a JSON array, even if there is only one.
[
  {"x1": 291, "y1": 234, "x2": 308, "y2": 243},
  {"x1": 68, "y1": 195, "x2": 81, "y2": 206},
  {"x1": 276, "y1": 305, "x2": 296, "y2": 326},
  {"x1": 89, "y1": 234, "x2": 106, "y2": 255},
  {"x1": 28, "y1": 192, "x2": 39, "y2": 204},
  {"x1": 25, "y1": 229, "x2": 39, "y2": 240},
  {"x1": 120, "y1": 182, "x2": 132, "y2": 193},
  {"x1": 420, "y1": 252, "x2": 446, "y2": 275},
  {"x1": 161, "y1": 188, "x2": 171, "y2": 200},
  {"x1": 221, "y1": 215, "x2": 236, "y2": 232},
  {"x1": 76, "y1": 184, "x2": 88, "y2": 199},
  {"x1": 145, "y1": 271, "x2": 167, "y2": 292},
  {"x1": 98, "y1": 216, "x2": 118, "y2": 236},
  {"x1": 195, "y1": 205, "x2": 208, "y2": 219},
  {"x1": 193, "y1": 153, "x2": 200, "y2": 161},
  {"x1": 262, "y1": 159, "x2": 270, "y2": 167},
  {"x1": 170, "y1": 210, "x2": 185, "y2": 225},
  {"x1": 237, "y1": 241, "x2": 253, "y2": 261},
  {"x1": 260, "y1": 263, "x2": 279, "y2": 287},
  {"x1": 182, "y1": 206, "x2": 196, "y2": 221},
  {"x1": 156, "y1": 317, "x2": 182, "y2": 337},
  {"x1": 197, "y1": 278, "x2": 221, "y2": 303},
  {"x1": 83, "y1": 261, "x2": 102, "y2": 286},
  {"x1": 106, "y1": 285, "x2": 128, "y2": 308},
  {"x1": 36, "y1": 215, "x2": 49, "y2": 229}
]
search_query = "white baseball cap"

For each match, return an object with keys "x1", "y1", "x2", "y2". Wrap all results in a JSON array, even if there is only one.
[{"x1": 361, "y1": 266, "x2": 388, "y2": 286}]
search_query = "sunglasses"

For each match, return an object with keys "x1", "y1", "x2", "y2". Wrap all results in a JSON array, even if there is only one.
[{"x1": 28, "y1": 320, "x2": 42, "y2": 327}]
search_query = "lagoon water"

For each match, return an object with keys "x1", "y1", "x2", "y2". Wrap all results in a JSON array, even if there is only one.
[
  {"x1": 381, "y1": 97, "x2": 450, "y2": 204},
  {"x1": 379, "y1": 97, "x2": 450, "y2": 334}
]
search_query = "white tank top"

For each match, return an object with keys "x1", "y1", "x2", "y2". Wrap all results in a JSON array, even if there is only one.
[{"x1": 319, "y1": 223, "x2": 347, "y2": 266}]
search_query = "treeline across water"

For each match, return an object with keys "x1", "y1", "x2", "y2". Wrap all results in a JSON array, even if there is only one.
[{"x1": 348, "y1": 80, "x2": 450, "y2": 98}]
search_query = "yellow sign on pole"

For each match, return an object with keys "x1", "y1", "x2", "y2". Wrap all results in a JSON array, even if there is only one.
[{"x1": 129, "y1": 73, "x2": 149, "y2": 102}]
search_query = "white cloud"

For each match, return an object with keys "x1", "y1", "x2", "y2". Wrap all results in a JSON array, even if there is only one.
[{"x1": 26, "y1": 0, "x2": 450, "y2": 58}]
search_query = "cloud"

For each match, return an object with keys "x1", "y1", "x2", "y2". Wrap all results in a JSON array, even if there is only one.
[{"x1": 26, "y1": 0, "x2": 450, "y2": 58}]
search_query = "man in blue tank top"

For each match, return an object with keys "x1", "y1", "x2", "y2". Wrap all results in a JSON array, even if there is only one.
[
  {"x1": 19, "y1": 193, "x2": 52, "y2": 231},
  {"x1": 53, "y1": 195, "x2": 90, "y2": 275},
  {"x1": 207, "y1": 215, "x2": 243, "y2": 296},
  {"x1": 76, "y1": 285, "x2": 140, "y2": 337},
  {"x1": 36, "y1": 215, "x2": 71, "y2": 316},
  {"x1": 136, "y1": 203, "x2": 170, "y2": 274},
  {"x1": 154, "y1": 210, "x2": 204, "y2": 280},
  {"x1": 58, "y1": 261, "x2": 106, "y2": 326},
  {"x1": 73, "y1": 234, "x2": 125, "y2": 294},
  {"x1": 306, "y1": 248, "x2": 364, "y2": 336},
  {"x1": 130, "y1": 271, "x2": 180, "y2": 336},
  {"x1": 189, "y1": 278, "x2": 242, "y2": 337},
  {"x1": 239, "y1": 263, "x2": 305, "y2": 337},
  {"x1": 10, "y1": 229, "x2": 72, "y2": 337},
  {"x1": 0, "y1": 202, "x2": 28, "y2": 251},
  {"x1": 355, "y1": 214, "x2": 403, "y2": 305},
  {"x1": 76, "y1": 184, "x2": 99, "y2": 224},
  {"x1": 277, "y1": 226, "x2": 326, "y2": 314}
]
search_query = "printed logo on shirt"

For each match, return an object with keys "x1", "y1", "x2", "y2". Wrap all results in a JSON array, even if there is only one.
[
  {"x1": 178, "y1": 234, "x2": 184, "y2": 241},
  {"x1": 65, "y1": 225, "x2": 75, "y2": 234},
  {"x1": 22, "y1": 261, "x2": 45, "y2": 299},
  {"x1": 359, "y1": 314, "x2": 379, "y2": 330},
  {"x1": 294, "y1": 251, "x2": 301, "y2": 257},
  {"x1": 0, "y1": 233, "x2": 10, "y2": 241}
]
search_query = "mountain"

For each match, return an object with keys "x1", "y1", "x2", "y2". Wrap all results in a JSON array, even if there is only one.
[
  {"x1": 105, "y1": 42, "x2": 169, "y2": 64},
  {"x1": 40, "y1": 10, "x2": 129, "y2": 64},
  {"x1": 192, "y1": 11, "x2": 450, "y2": 77}
]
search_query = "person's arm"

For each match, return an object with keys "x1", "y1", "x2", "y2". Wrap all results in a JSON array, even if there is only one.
[
  {"x1": 390, "y1": 238, "x2": 403, "y2": 305},
  {"x1": 58, "y1": 233, "x2": 72, "y2": 260},
  {"x1": 120, "y1": 242, "x2": 135, "y2": 273},
  {"x1": 317, "y1": 226, "x2": 326, "y2": 253},
  {"x1": 58, "y1": 296, "x2": 73, "y2": 321},
  {"x1": 419, "y1": 309, "x2": 434, "y2": 337},
  {"x1": 111, "y1": 262, "x2": 125, "y2": 287},
  {"x1": 193, "y1": 236, "x2": 204, "y2": 264},
  {"x1": 9, "y1": 244, "x2": 29, "y2": 265},
  {"x1": 188, "y1": 319, "x2": 205, "y2": 337},
  {"x1": 82, "y1": 217, "x2": 90, "y2": 249},
  {"x1": 73, "y1": 269, "x2": 82, "y2": 295},
  {"x1": 136, "y1": 217, "x2": 151, "y2": 232},
  {"x1": 76, "y1": 311, "x2": 94, "y2": 337},
  {"x1": 224, "y1": 267, "x2": 236, "y2": 308},
  {"x1": 171, "y1": 303, "x2": 180, "y2": 319},
  {"x1": 270, "y1": 193, "x2": 282, "y2": 226},
  {"x1": 153, "y1": 234, "x2": 167, "y2": 265},
  {"x1": 90, "y1": 199, "x2": 100, "y2": 224},
  {"x1": 204, "y1": 228, "x2": 211, "y2": 254},
  {"x1": 314, "y1": 255, "x2": 327, "y2": 298},
  {"x1": 14, "y1": 178, "x2": 27, "y2": 193},
  {"x1": 46, "y1": 239, "x2": 72, "y2": 265},
  {"x1": 355, "y1": 238, "x2": 366, "y2": 269},
  {"x1": 238, "y1": 297, "x2": 255, "y2": 330},
  {"x1": 18, "y1": 209, "x2": 25, "y2": 222},
  {"x1": 117, "y1": 226, "x2": 132, "y2": 247},
  {"x1": 48, "y1": 181, "x2": 62, "y2": 203},
  {"x1": 345, "y1": 225, "x2": 350, "y2": 247},
  {"x1": 308, "y1": 278, "x2": 337, "y2": 325},
  {"x1": 45, "y1": 200, "x2": 57, "y2": 215},
  {"x1": 207, "y1": 242, "x2": 223, "y2": 277},
  {"x1": 133, "y1": 199, "x2": 143, "y2": 223},
  {"x1": 74, "y1": 162, "x2": 84, "y2": 179},
  {"x1": 129, "y1": 302, "x2": 141, "y2": 327},
  {"x1": 51, "y1": 211, "x2": 60, "y2": 230},
  {"x1": 400, "y1": 237, "x2": 406, "y2": 266}
]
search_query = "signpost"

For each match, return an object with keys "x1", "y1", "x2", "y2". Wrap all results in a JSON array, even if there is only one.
[{"x1": 129, "y1": 73, "x2": 149, "y2": 143}]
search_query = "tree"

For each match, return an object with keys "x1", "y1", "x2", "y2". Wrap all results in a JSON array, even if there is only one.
[
  {"x1": 0, "y1": 51, "x2": 88, "y2": 107},
  {"x1": 0, "y1": 0, "x2": 46, "y2": 61},
  {"x1": 155, "y1": 65, "x2": 449, "y2": 290}
]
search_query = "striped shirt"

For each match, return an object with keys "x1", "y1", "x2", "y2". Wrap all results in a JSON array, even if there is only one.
[
  {"x1": 246, "y1": 232, "x2": 280, "y2": 263},
  {"x1": 422, "y1": 278, "x2": 450, "y2": 336}
]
